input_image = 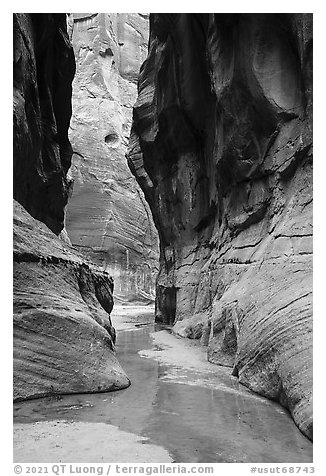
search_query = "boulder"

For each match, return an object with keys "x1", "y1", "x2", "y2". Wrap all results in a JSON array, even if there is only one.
[{"x1": 14, "y1": 200, "x2": 130, "y2": 401}]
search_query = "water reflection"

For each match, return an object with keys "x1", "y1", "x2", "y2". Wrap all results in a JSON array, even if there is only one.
[{"x1": 14, "y1": 324, "x2": 312, "y2": 463}]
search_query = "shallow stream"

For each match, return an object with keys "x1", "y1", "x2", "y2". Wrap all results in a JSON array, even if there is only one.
[{"x1": 14, "y1": 311, "x2": 312, "y2": 463}]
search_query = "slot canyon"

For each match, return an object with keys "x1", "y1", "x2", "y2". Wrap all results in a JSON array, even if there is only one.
[{"x1": 13, "y1": 13, "x2": 313, "y2": 463}]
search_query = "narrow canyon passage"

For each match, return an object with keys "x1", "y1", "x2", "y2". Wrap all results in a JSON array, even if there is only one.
[
  {"x1": 13, "y1": 12, "x2": 313, "y2": 465},
  {"x1": 14, "y1": 308, "x2": 312, "y2": 464}
]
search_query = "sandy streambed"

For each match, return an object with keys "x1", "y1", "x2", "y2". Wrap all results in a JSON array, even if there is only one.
[
  {"x1": 14, "y1": 420, "x2": 172, "y2": 463},
  {"x1": 14, "y1": 306, "x2": 312, "y2": 463}
]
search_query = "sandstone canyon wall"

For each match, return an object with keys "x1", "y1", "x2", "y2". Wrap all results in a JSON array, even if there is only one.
[
  {"x1": 65, "y1": 13, "x2": 159, "y2": 303},
  {"x1": 13, "y1": 13, "x2": 75, "y2": 235},
  {"x1": 14, "y1": 200, "x2": 129, "y2": 400},
  {"x1": 13, "y1": 13, "x2": 129, "y2": 400},
  {"x1": 128, "y1": 14, "x2": 313, "y2": 439}
]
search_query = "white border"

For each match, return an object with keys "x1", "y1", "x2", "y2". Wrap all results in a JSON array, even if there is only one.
[{"x1": 3, "y1": 3, "x2": 324, "y2": 472}]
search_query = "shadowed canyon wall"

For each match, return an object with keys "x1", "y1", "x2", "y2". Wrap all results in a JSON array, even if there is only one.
[
  {"x1": 13, "y1": 13, "x2": 129, "y2": 400},
  {"x1": 65, "y1": 13, "x2": 159, "y2": 303},
  {"x1": 128, "y1": 13, "x2": 313, "y2": 439},
  {"x1": 13, "y1": 13, "x2": 75, "y2": 235}
]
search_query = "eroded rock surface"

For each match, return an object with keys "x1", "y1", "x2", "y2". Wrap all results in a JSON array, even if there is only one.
[
  {"x1": 14, "y1": 200, "x2": 130, "y2": 401},
  {"x1": 13, "y1": 14, "x2": 129, "y2": 400},
  {"x1": 65, "y1": 13, "x2": 158, "y2": 303},
  {"x1": 128, "y1": 13, "x2": 313, "y2": 439},
  {"x1": 13, "y1": 13, "x2": 75, "y2": 235}
]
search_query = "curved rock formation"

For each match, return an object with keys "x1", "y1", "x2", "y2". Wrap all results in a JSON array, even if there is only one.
[
  {"x1": 128, "y1": 13, "x2": 313, "y2": 439},
  {"x1": 13, "y1": 14, "x2": 129, "y2": 400},
  {"x1": 14, "y1": 200, "x2": 130, "y2": 400},
  {"x1": 13, "y1": 13, "x2": 75, "y2": 235},
  {"x1": 65, "y1": 13, "x2": 159, "y2": 303}
]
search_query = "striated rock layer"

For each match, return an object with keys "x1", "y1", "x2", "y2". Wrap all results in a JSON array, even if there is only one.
[
  {"x1": 13, "y1": 14, "x2": 129, "y2": 400},
  {"x1": 14, "y1": 200, "x2": 130, "y2": 401},
  {"x1": 65, "y1": 13, "x2": 158, "y2": 303},
  {"x1": 128, "y1": 14, "x2": 313, "y2": 439},
  {"x1": 13, "y1": 13, "x2": 75, "y2": 235}
]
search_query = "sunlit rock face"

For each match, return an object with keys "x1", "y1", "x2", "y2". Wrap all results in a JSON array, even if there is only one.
[
  {"x1": 66, "y1": 13, "x2": 158, "y2": 303},
  {"x1": 128, "y1": 13, "x2": 313, "y2": 439},
  {"x1": 13, "y1": 13, "x2": 75, "y2": 235}
]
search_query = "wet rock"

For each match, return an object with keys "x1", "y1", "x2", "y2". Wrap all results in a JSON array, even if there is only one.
[
  {"x1": 128, "y1": 13, "x2": 313, "y2": 439},
  {"x1": 65, "y1": 13, "x2": 159, "y2": 303},
  {"x1": 13, "y1": 14, "x2": 75, "y2": 235},
  {"x1": 14, "y1": 200, "x2": 130, "y2": 401}
]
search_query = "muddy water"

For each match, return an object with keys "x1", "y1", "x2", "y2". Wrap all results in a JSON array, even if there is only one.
[{"x1": 14, "y1": 320, "x2": 312, "y2": 463}]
